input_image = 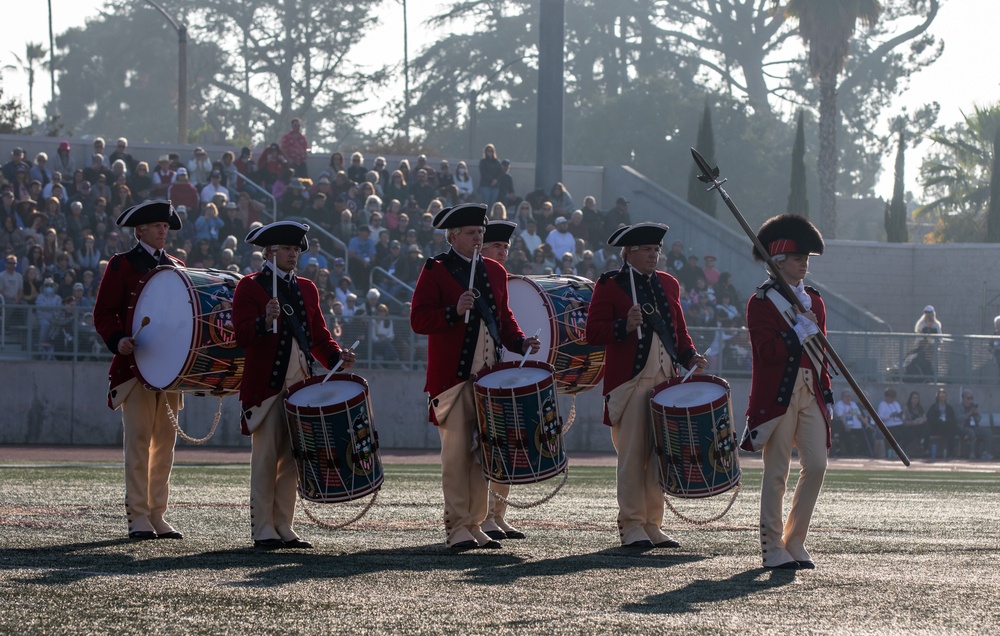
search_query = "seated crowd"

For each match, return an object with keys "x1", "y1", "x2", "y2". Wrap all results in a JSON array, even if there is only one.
[{"x1": 0, "y1": 135, "x2": 746, "y2": 367}]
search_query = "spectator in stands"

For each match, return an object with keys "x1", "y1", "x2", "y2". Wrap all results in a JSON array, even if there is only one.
[
  {"x1": 10, "y1": 166, "x2": 31, "y2": 201},
  {"x1": 35, "y1": 277, "x2": 62, "y2": 351},
  {"x1": 299, "y1": 237, "x2": 328, "y2": 271},
  {"x1": 489, "y1": 202, "x2": 507, "y2": 221},
  {"x1": 21, "y1": 264, "x2": 41, "y2": 303},
  {"x1": 664, "y1": 240, "x2": 686, "y2": 276},
  {"x1": 150, "y1": 155, "x2": 174, "y2": 198},
  {"x1": 545, "y1": 216, "x2": 576, "y2": 260},
  {"x1": 1, "y1": 213, "x2": 26, "y2": 255},
  {"x1": 83, "y1": 154, "x2": 108, "y2": 187},
  {"x1": 549, "y1": 182, "x2": 573, "y2": 217},
  {"x1": 201, "y1": 170, "x2": 230, "y2": 204},
  {"x1": 678, "y1": 255, "x2": 704, "y2": 291},
  {"x1": 369, "y1": 211, "x2": 386, "y2": 241},
  {"x1": 454, "y1": 161, "x2": 473, "y2": 202},
  {"x1": 702, "y1": 254, "x2": 721, "y2": 286},
  {"x1": 334, "y1": 274, "x2": 355, "y2": 306},
  {"x1": 92, "y1": 173, "x2": 113, "y2": 204},
  {"x1": 436, "y1": 159, "x2": 454, "y2": 194},
  {"x1": 244, "y1": 250, "x2": 265, "y2": 276},
  {"x1": 328, "y1": 151, "x2": 345, "y2": 175},
  {"x1": 903, "y1": 391, "x2": 927, "y2": 450},
  {"x1": 167, "y1": 168, "x2": 199, "y2": 213},
  {"x1": 236, "y1": 190, "x2": 265, "y2": 227},
  {"x1": 108, "y1": 138, "x2": 136, "y2": 173},
  {"x1": 371, "y1": 302, "x2": 402, "y2": 368},
  {"x1": 217, "y1": 151, "x2": 238, "y2": 190},
  {"x1": 579, "y1": 195, "x2": 601, "y2": 231},
  {"x1": 128, "y1": 162, "x2": 152, "y2": 203},
  {"x1": 3, "y1": 147, "x2": 31, "y2": 184},
  {"x1": 384, "y1": 170, "x2": 409, "y2": 208},
  {"x1": 398, "y1": 243, "x2": 423, "y2": 285},
  {"x1": 111, "y1": 185, "x2": 133, "y2": 213},
  {"x1": 497, "y1": 159, "x2": 518, "y2": 210},
  {"x1": 42, "y1": 171, "x2": 68, "y2": 203},
  {"x1": 925, "y1": 388, "x2": 961, "y2": 459},
  {"x1": 30, "y1": 152, "x2": 52, "y2": 187},
  {"x1": 348, "y1": 225, "x2": 377, "y2": 280},
  {"x1": 520, "y1": 217, "x2": 543, "y2": 254},
  {"x1": 187, "y1": 147, "x2": 213, "y2": 187},
  {"x1": 511, "y1": 200, "x2": 534, "y2": 230},
  {"x1": 603, "y1": 197, "x2": 631, "y2": 243},
  {"x1": 411, "y1": 169, "x2": 436, "y2": 210},
  {"x1": 568, "y1": 209, "x2": 589, "y2": 244},
  {"x1": 76, "y1": 234, "x2": 101, "y2": 273},
  {"x1": 0, "y1": 254, "x2": 22, "y2": 302},
  {"x1": 256, "y1": 143, "x2": 287, "y2": 188},
  {"x1": 536, "y1": 200, "x2": 555, "y2": 230},
  {"x1": 478, "y1": 144, "x2": 502, "y2": 205},
  {"x1": 219, "y1": 202, "x2": 246, "y2": 241},
  {"x1": 346, "y1": 151, "x2": 367, "y2": 184},
  {"x1": 100, "y1": 229, "x2": 122, "y2": 261},
  {"x1": 424, "y1": 228, "x2": 449, "y2": 259},
  {"x1": 300, "y1": 257, "x2": 320, "y2": 282},
  {"x1": 833, "y1": 390, "x2": 874, "y2": 457},
  {"x1": 194, "y1": 202, "x2": 224, "y2": 246},
  {"x1": 279, "y1": 178, "x2": 308, "y2": 217},
  {"x1": 91, "y1": 138, "x2": 109, "y2": 166},
  {"x1": 280, "y1": 119, "x2": 310, "y2": 177},
  {"x1": 915, "y1": 305, "x2": 942, "y2": 336},
  {"x1": 959, "y1": 390, "x2": 993, "y2": 460},
  {"x1": 234, "y1": 147, "x2": 254, "y2": 191},
  {"x1": 876, "y1": 388, "x2": 906, "y2": 457}
]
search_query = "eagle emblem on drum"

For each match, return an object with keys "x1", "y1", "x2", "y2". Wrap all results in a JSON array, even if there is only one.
[
  {"x1": 207, "y1": 288, "x2": 237, "y2": 349},
  {"x1": 535, "y1": 395, "x2": 561, "y2": 459},
  {"x1": 347, "y1": 410, "x2": 376, "y2": 476},
  {"x1": 710, "y1": 412, "x2": 736, "y2": 471},
  {"x1": 556, "y1": 288, "x2": 588, "y2": 344}
]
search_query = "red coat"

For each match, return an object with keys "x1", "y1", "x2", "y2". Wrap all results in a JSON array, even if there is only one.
[
  {"x1": 743, "y1": 280, "x2": 833, "y2": 451},
  {"x1": 232, "y1": 270, "x2": 341, "y2": 429},
  {"x1": 410, "y1": 250, "x2": 526, "y2": 400},
  {"x1": 93, "y1": 245, "x2": 185, "y2": 407},
  {"x1": 586, "y1": 267, "x2": 695, "y2": 402}
]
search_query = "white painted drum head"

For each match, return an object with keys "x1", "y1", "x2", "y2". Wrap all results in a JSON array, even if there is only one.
[
  {"x1": 506, "y1": 277, "x2": 553, "y2": 361},
  {"x1": 476, "y1": 366, "x2": 551, "y2": 390},
  {"x1": 287, "y1": 380, "x2": 365, "y2": 407},
  {"x1": 652, "y1": 381, "x2": 727, "y2": 408},
  {"x1": 132, "y1": 269, "x2": 194, "y2": 389}
]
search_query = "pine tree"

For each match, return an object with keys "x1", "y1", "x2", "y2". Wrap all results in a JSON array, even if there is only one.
[
  {"x1": 687, "y1": 100, "x2": 717, "y2": 217},
  {"x1": 885, "y1": 129, "x2": 908, "y2": 242},
  {"x1": 787, "y1": 110, "x2": 809, "y2": 217}
]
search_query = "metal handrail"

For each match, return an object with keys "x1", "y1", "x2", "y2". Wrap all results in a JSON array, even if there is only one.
[
  {"x1": 294, "y1": 216, "x2": 349, "y2": 275},
  {"x1": 239, "y1": 174, "x2": 278, "y2": 221},
  {"x1": 368, "y1": 266, "x2": 415, "y2": 311}
]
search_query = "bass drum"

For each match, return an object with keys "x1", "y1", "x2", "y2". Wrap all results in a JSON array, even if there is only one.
[
  {"x1": 127, "y1": 266, "x2": 244, "y2": 395},
  {"x1": 505, "y1": 274, "x2": 604, "y2": 395}
]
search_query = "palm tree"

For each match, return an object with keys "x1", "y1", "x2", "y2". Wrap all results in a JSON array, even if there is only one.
[
  {"x1": 10, "y1": 42, "x2": 47, "y2": 124},
  {"x1": 785, "y1": 0, "x2": 881, "y2": 239}
]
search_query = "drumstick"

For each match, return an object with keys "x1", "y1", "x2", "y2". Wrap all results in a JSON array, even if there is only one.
[
  {"x1": 322, "y1": 340, "x2": 360, "y2": 383},
  {"x1": 465, "y1": 247, "x2": 478, "y2": 324},
  {"x1": 132, "y1": 316, "x2": 151, "y2": 339},
  {"x1": 519, "y1": 329, "x2": 541, "y2": 368},
  {"x1": 272, "y1": 254, "x2": 280, "y2": 334},
  {"x1": 628, "y1": 265, "x2": 643, "y2": 339},
  {"x1": 681, "y1": 347, "x2": 711, "y2": 383}
]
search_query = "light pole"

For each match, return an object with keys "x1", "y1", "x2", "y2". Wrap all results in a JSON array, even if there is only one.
[{"x1": 143, "y1": 0, "x2": 188, "y2": 144}]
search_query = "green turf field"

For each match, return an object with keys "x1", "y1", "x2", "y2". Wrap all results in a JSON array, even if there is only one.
[{"x1": 1, "y1": 460, "x2": 998, "y2": 635}]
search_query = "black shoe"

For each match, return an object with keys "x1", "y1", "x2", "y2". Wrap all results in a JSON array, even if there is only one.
[
  {"x1": 253, "y1": 538, "x2": 285, "y2": 550},
  {"x1": 765, "y1": 560, "x2": 801, "y2": 570},
  {"x1": 448, "y1": 540, "x2": 478, "y2": 552},
  {"x1": 283, "y1": 538, "x2": 313, "y2": 549},
  {"x1": 477, "y1": 540, "x2": 503, "y2": 549},
  {"x1": 622, "y1": 539, "x2": 655, "y2": 549},
  {"x1": 157, "y1": 531, "x2": 183, "y2": 540},
  {"x1": 654, "y1": 539, "x2": 681, "y2": 548},
  {"x1": 485, "y1": 530, "x2": 507, "y2": 540},
  {"x1": 503, "y1": 530, "x2": 527, "y2": 540},
  {"x1": 796, "y1": 560, "x2": 816, "y2": 569},
  {"x1": 128, "y1": 530, "x2": 157, "y2": 541}
]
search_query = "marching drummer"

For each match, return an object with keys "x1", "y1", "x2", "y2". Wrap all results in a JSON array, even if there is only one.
[
  {"x1": 478, "y1": 219, "x2": 526, "y2": 541},
  {"x1": 410, "y1": 204, "x2": 540, "y2": 552},
  {"x1": 232, "y1": 220, "x2": 355, "y2": 550},
  {"x1": 743, "y1": 215, "x2": 832, "y2": 570},
  {"x1": 585, "y1": 222, "x2": 707, "y2": 548},
  {"x1": 93, "y1": 199, "x2": 185, "y2": 540}
]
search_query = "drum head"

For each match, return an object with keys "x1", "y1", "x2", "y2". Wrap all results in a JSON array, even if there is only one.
[
  {"x1": 132, "y1": 269, "x2": 194, "y2": 389},
  {"x1": 287, "y1": 379, "x2": 365, "y2": 407},
  {"x1": 506, "y1": 277, "x2": 553, "y2": 361},
  {"x1": 652, "y1": 380, "x2": 727, "y2": 408},
  {"x1": 476, "y1": 365, "x2": 551, "y2": 390}
]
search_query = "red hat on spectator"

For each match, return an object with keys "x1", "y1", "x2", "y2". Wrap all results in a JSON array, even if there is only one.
[{"x1": 58, "y1": 140, "x2": 71, "y2": 151}]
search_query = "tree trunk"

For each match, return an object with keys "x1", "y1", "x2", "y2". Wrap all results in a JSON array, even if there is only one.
[
  {"x1": 987, "y1": 129, "x2": 1000, "y2": 243},
  {"x1": 817, "y1": 63, "x2": 839, "y2": 239}
]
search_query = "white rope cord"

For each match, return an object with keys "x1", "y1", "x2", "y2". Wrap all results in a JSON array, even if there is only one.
[
  {"x1": 562, "y1": 394, "x2": 577, "y2": 433},
  {"x1": 490, "y1": 466, "x2": 568, "y2": 509},
  {"x1": 165, "y1": 396, "x2": 221, "y2": 444}
]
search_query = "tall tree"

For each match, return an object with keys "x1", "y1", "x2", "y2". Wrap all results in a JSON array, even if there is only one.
[
  {"x1": 885, "y1": 129, "x2": 907, "y2": 242},
  {"x1": 688, "y1": 100, "x2": 717, "y2": 217},
  {"x1": 986, "y1": 129, "x2": 1000, "y2": 243},
  {"x1": 787, "y1": 110, "x2": 809, "y2": 217},
  {"x1": 0, "y1": 83, "x2": 27, "y2": 134},
  {"x1": 11, "y1": 42, "x2": 47, "y2": 125},
  {"x1": 784, "y1": 0, "x2": 882, "y2": 239},
  {"x1": 47, "y1": 0, "x2": 56, "y2": 114}
]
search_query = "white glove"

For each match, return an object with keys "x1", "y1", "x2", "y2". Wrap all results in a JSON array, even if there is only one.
[{"x1": 793, "y1": 313, "x2": 819, "y2": 343}]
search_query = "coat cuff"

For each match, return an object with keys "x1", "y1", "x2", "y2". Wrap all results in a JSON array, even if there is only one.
[
  {"x1": 613, "y1": 319, "x2": 628, "y2": 341},
  {"x1": 106, "y1": 330, "x2": 126, "y2": 355},
  {"x1": 254, "y1": 315, "x2": 271, "y2": 338},
  {"x1": 444, "y1": 305, "x2": 460, "y2": 325}
]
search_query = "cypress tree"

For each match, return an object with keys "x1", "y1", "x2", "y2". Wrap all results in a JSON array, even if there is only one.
[
  {"x1": 885, "y1": 129, "x2": 908, "y2": 242},
  {"x1": 688, "y1": 100, "x2": 717, "y2": 217},
  {"x1": 987, "y1": 129, "x2": 1000, "y2": 243},
  {"x1": 787, "y1": 110, "x2": 809, "y2": 217}
]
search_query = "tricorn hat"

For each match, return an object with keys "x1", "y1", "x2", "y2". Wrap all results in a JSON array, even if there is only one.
[
  {"x1": 432, "y1": 203, "x2": 488, "y2": 230},
  {"x1": 115, "y1": 200, "x2": 182, "y2": 230},
  {"x1": 606, "y1": 222, "x2": 670, "y2": 248},
  {"x1": 483, "y1": 220, "x2": 517, "y2": 244},
  {"x1": 245, "y1": 220, "x2": 309, "y2": 250},
  {"x1": 753, "y1": 214, "x2": 823, "y2": 262}
]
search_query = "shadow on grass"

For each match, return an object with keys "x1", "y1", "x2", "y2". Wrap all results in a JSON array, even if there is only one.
[{"x1": 622, "y1": 567, "x2": 799, "y2": 615}]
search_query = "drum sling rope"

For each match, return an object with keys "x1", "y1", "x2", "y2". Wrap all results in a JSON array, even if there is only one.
[
  {"x1": 289, "y1": 398, "x2": 380, "y2": 530},
  {"x1": 658, "y1": 401, "x2": 740, "y2": 525},
  {"x1": 164, "y1": 396, "x2": 222, "y2": 444}
]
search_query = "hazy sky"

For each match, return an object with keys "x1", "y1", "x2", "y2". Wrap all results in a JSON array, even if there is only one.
[{"x1": 4, "y1": 0, "x2": 998, "y2": 197}]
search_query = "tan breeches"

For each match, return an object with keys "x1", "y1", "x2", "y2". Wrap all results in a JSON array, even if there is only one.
[
  {"x1": 120, "y1": 387, "x2": 180, "y2": 534},
  {"x1": 437, "y1": 382, "x2": 490, "y2": 545}
]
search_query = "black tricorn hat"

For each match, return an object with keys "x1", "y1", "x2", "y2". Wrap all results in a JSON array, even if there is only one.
[
  {"x1": 432, "y1": 203, "x2": 488, "y2": 230},
  {"x1": 115, "y1": 200, "x2": 182, "y2": 230},
  {"x1": 606, "y1": 222, "x2": 669, "y2": 248},
  {"x1": 245, "y1": 220, "x2": 309, "y2": 250},
  {"x1": 753, "y1": 214, "x2": 824, "y2": 262},
  {"x1": 483, "y1": 220, "x2": 517, "y2": 244}
]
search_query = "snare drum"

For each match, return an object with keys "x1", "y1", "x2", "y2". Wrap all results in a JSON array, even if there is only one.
[
  {"x1": 284, "y1": 374, "x2": 383, "y2": 503},
  {"x1": 473, "y1": 361, "x2": 566, "y2": 484},
  {"x1": 649, "y1": 375, "x2": 740, "y2": 498},
  {"x1": 506, "y1": 274, "x2": 605, "y2": 395},
  {"x1": 128, "y1": 266, "x2": 244, "y2": 395}
]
